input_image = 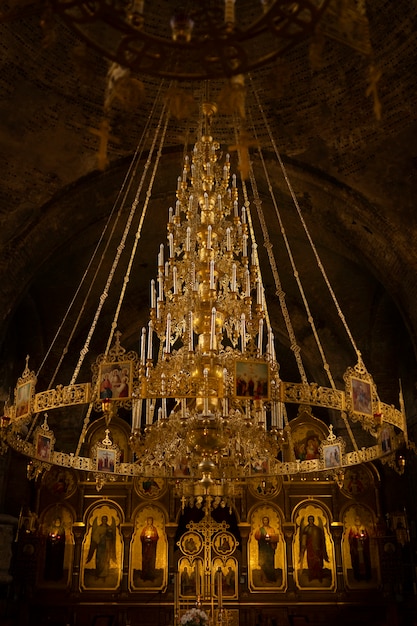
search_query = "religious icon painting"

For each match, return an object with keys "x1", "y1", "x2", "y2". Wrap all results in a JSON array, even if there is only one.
[
  {"x1": 80, "y1": 504, "x2": 123, "y2": 591},
  {"x1": 248, "y1": 506, "x2": 286, "y2": 592},
  {"x1": 43, "y1": 466, "x2": 77, "y2": 499},
  {"x1": 179, "y1": 531, "x2": 203, "y2": 557},
  {"x1": 213, "y1": 557, "x2": 238, "y2": 599},
  {"x1": 379, "y1": 425, "x2": 392, "y2": 454},
  {"x1": 33, "y1": 415, "x2": 55, "y2": 463},
  {"x1": 351, "y1": 377, "x2": 373, "y2": 416},
  {"x1": 235, "y1": 360, "x2": 269, "y2": 400},
  {"x1": 15, "y1": 380, "x2": 33, "y2": 419},
  {"x1": 293, "y1": 504, "x2": 335, "y2": 591},
  {"x1": 39, "y1": 504, "x2": 74, "y2": 588},
  {"x1": 134, "y1": 476, "x2": 166, "y2": 499},
  {"x1": 248, "y1": 475, "x2": 282, "y2": 499},
  {"x1": 130, "y1": 505, "x2": 167, "y2": 592},
  {"x1": 341, "y1": 464, "x2": 372, "y2": 498},
  {"x1": 343, "y1": 365, "x2": 378, "y2": 429},
  {"x1": 178, "y1": 557, "x2": 197, "y2": 597},
  {"x1": 342, "y1": 504, "x2": 380, "y2": 589},
  {"x1": 98, "y1": 360, "x2": 133, "y2": 401},
  {"x1": 35, "y1": 432, "x2": 53, "y2": 462},
  {"x1": 212, "y1": 531, "x2": 237, "y2": 557}
]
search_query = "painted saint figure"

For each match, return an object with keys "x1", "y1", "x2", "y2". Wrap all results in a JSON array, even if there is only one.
[
  {"x1": 86, "y1": 515, "x2": 116, "y2": 579},
  {"x1": 299, "y1": 515, "x2": 329, "y2": 582},
  {"x1": 348, "y1": 516, "x2": 371, "y2": 581},
  {"x1": 254, "y1": 516, "x2": 278, "y2": 582},
  {"x1": 140, "y1": 517, "x2": 159, "y2": 581},
  {"x1": 44, "y1": 517, "x2": 66, "y2": 581}
]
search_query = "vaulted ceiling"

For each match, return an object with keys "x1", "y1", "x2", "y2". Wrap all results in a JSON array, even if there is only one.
[{"x1": 0, "y1": 0, "x2": 416, "y2": 444}]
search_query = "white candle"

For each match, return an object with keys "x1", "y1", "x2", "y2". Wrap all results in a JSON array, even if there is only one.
[
  {"x1": 168, "y1": 233, "x2": 174, "y2": 258},
  {"x1": 246, "y1": 269, "x2": 250, "y2": 297},
  {"x1": 210, "y1": 260, "x2": 215, "y2": 290},
  {"x1": 226, "y1": 227, "x2": 231, "y2": 251},
  {"x1": 207, "y1": 225, "x2": 212, "y2": 249},
  {"x1": 132, "y1": 397, "x2": 142, "y2": 431},
  {"x1": 243, "y1": 233, "x2": 247, "y2": 257},
  {"x1": 158, "y1": 243, "x2": 164, "y2": 267},
  {"x1": 257, "y1": 279, "x2": 262, "y2": 305},
  {"x1": 186, "y1": 226, "x2": 191, "y2": 252},
  {"x1": 150, "y1": 279, "x2": 156, "y2": 308},
  {"x1": 241, "y1": 313, "x2": 246, "y2": 352},
  {"x1": 140, "y1": 327, "x2": 146, "y2": 365},
  {"x1": 189, "y1": 311, "x2": 194, "y2": 351},
  {"x1": 210, "y1": 307, "x2": 216, "y2": 350},
  {"x1": 173, "y1": 266, "x2": 178, "y2": 295},
  {"x1": 231, "y1": 263, "x2": 237, "y2": 292},
  {"x1": 258, "y1": 318, "x2": 264, "y2": 354},
  {"x1": 165, "y1": 313, "x2": 171, "y2": 354},
  {"x1": 158, "y1": 271, "x2": 163, "y2": 301},
  {"x1": 147, "y1": 321, "x2": 153, "y2": 360}
]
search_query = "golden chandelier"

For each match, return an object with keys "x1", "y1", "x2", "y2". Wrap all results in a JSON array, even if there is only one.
[{"x1": 0, "y1": 93, "x2": 409, "y2": 494}]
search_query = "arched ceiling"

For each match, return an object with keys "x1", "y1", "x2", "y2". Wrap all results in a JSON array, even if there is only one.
[{"x1": 0, "y1": 0, "x2": 416, "y2": 434}]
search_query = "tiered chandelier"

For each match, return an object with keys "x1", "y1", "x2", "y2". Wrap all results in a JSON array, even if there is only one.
[{"x1": 0, "y1": 93, "x2": 409, "y2": 495}]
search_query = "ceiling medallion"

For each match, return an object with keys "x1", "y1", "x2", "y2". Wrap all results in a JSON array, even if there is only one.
[{"x1": 50, "y1": 0, "x2": 330, "y2": 80}]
